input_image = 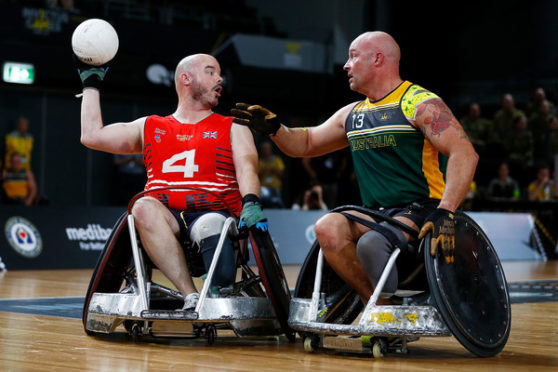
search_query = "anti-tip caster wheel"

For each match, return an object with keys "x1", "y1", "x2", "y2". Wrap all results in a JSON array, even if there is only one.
[
  {"x1": 128, "y1": 322, "x2": 141, "y2": 342},
  {"x1": 206, "y1": 325, "x2": 216, "y2": 345},
  {"x1": 371, "y1": 337, "x2": 387, "y2": 358},
  {"x1": 303, "y1": 336, "x2": 314, "y2": 352},
  {"x1": 303, "y1": 334, "x2": 319, "y2": 353}
]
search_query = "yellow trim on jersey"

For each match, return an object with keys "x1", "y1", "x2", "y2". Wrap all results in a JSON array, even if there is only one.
[
  {"x1": 347, "y1": 125, "x2": 416, "y2": 138},
  {"x1": 354, "y1": 101, "x2": 400, "y2": 113},
  {"x1": 354, "y1": 81, "x2": 413, "y2": 112},
  {"x1": 401, "y1": 85, "x2": 439, "y2": 121},
  {"x1": 421, "y1": 139, "x2": 445, "y2": 199}
]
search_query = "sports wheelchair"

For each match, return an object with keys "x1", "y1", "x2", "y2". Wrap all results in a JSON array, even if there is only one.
[
  {"x1": 289, "y1": 205, "x2": 511, "y2": 358},
  {"x1": 82, "y1": 187, "x2": 294, "y2": 343}
]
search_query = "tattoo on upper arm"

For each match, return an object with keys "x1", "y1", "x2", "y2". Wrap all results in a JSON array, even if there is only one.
[{"x1": 416, "y1": 99, "x2": 468, "y2": 140}]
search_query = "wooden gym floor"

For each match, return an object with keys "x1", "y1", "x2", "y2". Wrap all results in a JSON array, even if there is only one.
[{"x1": 0, "y1": 261, "x2": 557, "y2": 371}]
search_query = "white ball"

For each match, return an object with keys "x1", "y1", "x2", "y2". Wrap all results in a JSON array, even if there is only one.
[{"x1": 71, "y1": 18, "x2": 119, "y2": 66}]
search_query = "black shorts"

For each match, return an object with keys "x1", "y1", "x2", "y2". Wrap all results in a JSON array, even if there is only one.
[
  {"x1": 373, "y1": 199, "x2": 439, "y2": 229},
  {"x1": 168, "y1": 209, "x2": 231, "y2": 244}
]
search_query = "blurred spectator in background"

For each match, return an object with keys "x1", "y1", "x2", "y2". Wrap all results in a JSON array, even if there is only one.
[
  {"x1": 506, "y1": 114, "x2": 534, "y2": 184},
  {"x1": 461, "y1": 180, "x2": 477, "y2": 211},
  {"x1": 2, "y1": 153, "x2": 37, "y2": 206},
  {"x1": 527, "y1": 164, "x2": 555, "y2": 201},
  {"x1": 112, "y1": 154, "x2": 146, "y2": 205},
  {"x1": 547, "y1": 117, "x2": 558, "y2": 170},
  {"x1": 46, "y1": 0, "x2": 79, "y2": 13},
  {"x1": 257, "y1": 141, "x2": 285, "y2": 208},
  {"x1": 292, "y1": 181, "x2": 328, "y2": 211},
  {"x1": 526, "y1": 87, "x2": 555, "y2": 117},
  {"x1": 4, "y1": 116, "x2": 34, "y2": 171},
  {"x1": 460, "y1": 102, "x2": 490, "y2": 154},
  {"x1": 0, "y1": 158, "x2": 5, "y2": 203},
  {"x1": 529, "y1": 100, "x2": 556, "y2": 162},
  {"x1": 301, "y1": 151, "x2": 347, "y2": 208},
  {"x1": 489, "y1": 94, "x2": 525, "y2": 154},
  {"x1": 487, "y1": 162, "x2": 521, "y2": 201}
]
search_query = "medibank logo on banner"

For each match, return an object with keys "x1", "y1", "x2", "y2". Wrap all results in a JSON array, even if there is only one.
[{"x1": 65, "y1": 224, "x2": 112, "y2": 251}]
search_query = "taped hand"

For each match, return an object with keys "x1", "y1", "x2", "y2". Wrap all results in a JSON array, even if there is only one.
[
  {"x1": 418, "y1": 208, "x2": 455, "y2": 264},
  {"x1": 231, "y1": 103, "x2": 281, "y2": 136}
]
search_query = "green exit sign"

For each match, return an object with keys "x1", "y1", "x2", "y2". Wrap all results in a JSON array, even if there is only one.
[{"x1": 3, "y1": 62, "x2": 35, "y2": 84}]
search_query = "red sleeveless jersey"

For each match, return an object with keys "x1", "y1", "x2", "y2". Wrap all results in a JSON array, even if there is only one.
[{"x1": 143, "y1": 113, "x2": 242, "y2": 216}]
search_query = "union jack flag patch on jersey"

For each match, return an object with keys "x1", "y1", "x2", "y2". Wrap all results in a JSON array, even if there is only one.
[{"x1": 203, "y1": 131, "x2": 218, "y2": 139}]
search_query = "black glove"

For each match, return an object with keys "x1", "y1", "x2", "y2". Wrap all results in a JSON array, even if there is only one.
[
  {"x1": 73, "y1": 53, "x2": 110, "y2": 91},
  {"x1": 418, "y1": 208, "x2": 455, "y2": 264},
  {"x1": 231, "y1": 103, "x2": 281, "y2": 136}
]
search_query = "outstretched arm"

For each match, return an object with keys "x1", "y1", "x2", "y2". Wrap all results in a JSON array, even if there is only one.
[
  {"x1": 232, "y1": 102, "x2": 354, "y2": 158},
  {"x1": 80, "y1": 89, "x2": 145, "y2": 154},
  {"x1": 413, "y1": 98, "x2": 478, "y2": 212}
]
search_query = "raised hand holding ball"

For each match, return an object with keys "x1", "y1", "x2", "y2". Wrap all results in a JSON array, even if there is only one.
[
  {"x1": 71, "y1": 19, "x2": 118, "y2": 91},
  {"x1": 71, "y1": 18, "x2": 118, "y2": 66}
]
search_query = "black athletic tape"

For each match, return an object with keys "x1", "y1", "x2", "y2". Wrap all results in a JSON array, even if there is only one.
[{"x1": 241, "y1": 193, "x2": 261, "y2": 206}]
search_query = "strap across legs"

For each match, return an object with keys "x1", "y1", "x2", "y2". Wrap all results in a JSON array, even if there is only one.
[{"x1": 337, "y1": 211, "x2": 408, "y2": 252}]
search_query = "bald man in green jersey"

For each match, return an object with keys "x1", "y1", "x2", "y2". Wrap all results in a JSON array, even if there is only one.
[{"x1": 232, "y1": 31, "x2": 478, "y2": 305}]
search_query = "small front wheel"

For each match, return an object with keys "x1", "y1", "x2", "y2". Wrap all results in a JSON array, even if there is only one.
[
  {"x1": 303, "y1": 336, "x2": 315, "y2": 353},
  {"x1": 206, "y1": 325, "x2": 216, "y2": 345},
  {"x1": 129, "y1": 322, "x2": 141, "y2": 342},
  {"x1": 371, "y1": 338, "x2": 387, "y2": 358}
]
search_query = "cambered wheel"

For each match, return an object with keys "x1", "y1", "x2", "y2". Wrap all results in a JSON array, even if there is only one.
[
  {"x1": 249, "y1": 228, "x2": 296, "y2": 341},
  {"x1": 424, "y1": 211, "x2": 511, "y2": 357}
]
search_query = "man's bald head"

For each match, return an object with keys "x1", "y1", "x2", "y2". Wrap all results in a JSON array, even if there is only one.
[
  {"x1": 174, "y1": 54, "x2": 218, "y2": 92},
  {"x1": 351, "y1": 31, "x2": 401, "y2": 67}
]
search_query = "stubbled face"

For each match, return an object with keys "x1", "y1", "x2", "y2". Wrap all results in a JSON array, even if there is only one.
[
  {"x1": 190, "y1": 57, "x2": 223, "y2": 108},
  {"x1": 343, "y1": 37, "x2": 375, "y2": 94}
]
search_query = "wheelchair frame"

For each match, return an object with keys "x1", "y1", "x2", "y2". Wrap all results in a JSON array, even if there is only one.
[
  {"x1": 83, "y1": 187, "x2": 294, "y2": 343},
  {"x1": 288, "y1": 206, "x2": 511, "y2": 358}
]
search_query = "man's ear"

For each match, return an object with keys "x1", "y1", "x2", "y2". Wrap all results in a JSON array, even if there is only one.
[
  {"x1": 181, "y1": 72, "x2": 192, "y2": 86},
  {"x1": 373, "y1": 52, "x2": 384, "y2": 66}
]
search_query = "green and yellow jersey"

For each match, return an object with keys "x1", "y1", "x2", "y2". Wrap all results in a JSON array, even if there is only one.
[{"x1": 345, "y1": 81, "x2": 447, "y2": 208}]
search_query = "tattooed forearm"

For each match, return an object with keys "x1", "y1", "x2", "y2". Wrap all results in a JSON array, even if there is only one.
[{"x1": 416, "y1": 99, "x2": 468, "y2": 139}]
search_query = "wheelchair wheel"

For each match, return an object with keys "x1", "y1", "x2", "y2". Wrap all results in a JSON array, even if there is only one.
[
  {"x1": 424, "y1": 211, "x2": 511, "y2": 357},
  {"x1": 294, "y1": 240, "x2": 363, "y2": 325},
  {"x1": 249, "y1": 227, "x2": 296, "y2": 341},
  {"x1": 82, "y1": 212, "x2": 132, "y2": 334}
]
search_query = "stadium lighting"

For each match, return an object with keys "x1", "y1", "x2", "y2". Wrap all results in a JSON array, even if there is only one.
[{"x1": 3, "y1": 62, "x2": 35, "y2": 84}]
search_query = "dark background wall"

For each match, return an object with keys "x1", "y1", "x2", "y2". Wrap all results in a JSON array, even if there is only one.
[{"x1": 0, "y1": 0, "x2": 556, "y2": 206}]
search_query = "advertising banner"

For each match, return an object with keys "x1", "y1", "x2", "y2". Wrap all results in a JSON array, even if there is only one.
[{"x1": 0, "y1": 206, "x2": 547, "y2": 271}]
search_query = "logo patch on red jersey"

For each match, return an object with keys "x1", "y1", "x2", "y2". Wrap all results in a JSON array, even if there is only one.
[
  {"x1": 176, "y1": 134, "x2": 193, "y2": 142},
  {"x1": 155, "y1": 128, "x2": 167, "y2": 135},
  {"x1": 203, "y1": 131, "x2": 218, "y2": 139},
  {"x1": 155, "y1": 134, "x2": 161, "y2": 143}
]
